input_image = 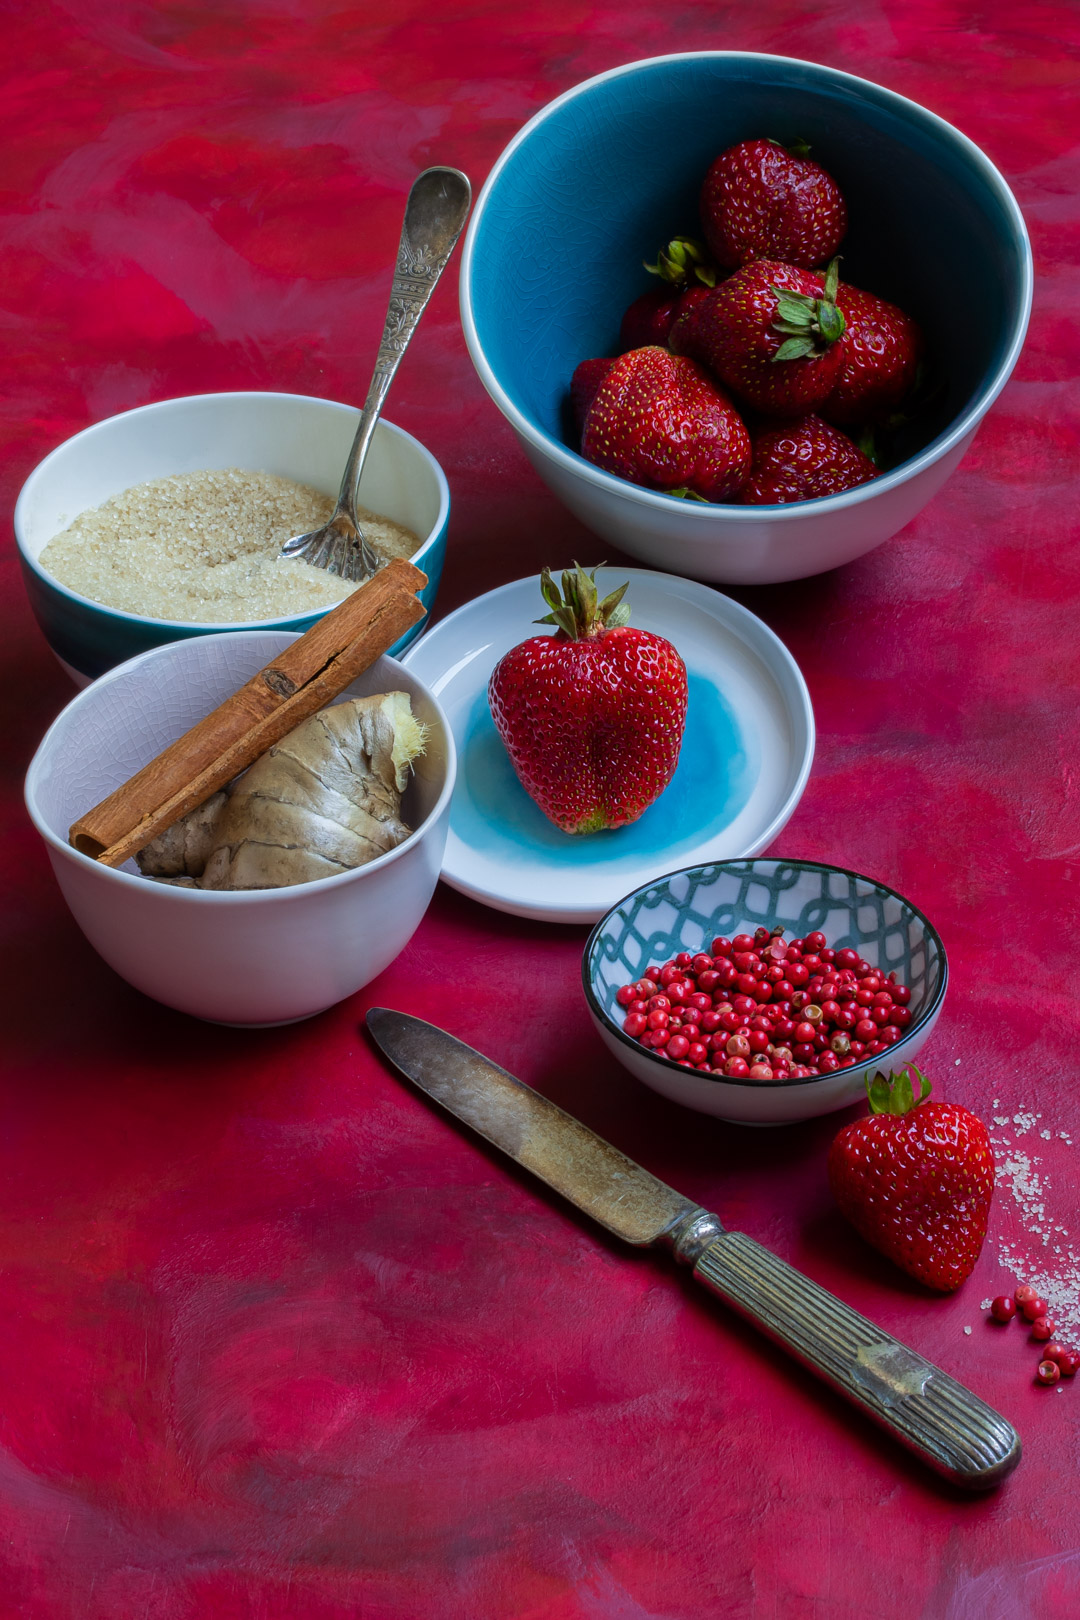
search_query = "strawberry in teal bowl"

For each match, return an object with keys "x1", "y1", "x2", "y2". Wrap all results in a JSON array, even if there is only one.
[{"x1": 460, "y1": 52, "x2": 1032, "y2": 585}]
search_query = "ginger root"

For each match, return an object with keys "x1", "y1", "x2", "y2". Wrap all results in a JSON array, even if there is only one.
[{"x1": 136, "y1": 692, "x2": 426, "y2": 890}]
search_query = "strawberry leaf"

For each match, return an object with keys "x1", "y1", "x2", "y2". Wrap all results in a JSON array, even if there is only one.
[
  {"x1": 773, "y1": 336, "x2": 816, "y2": 362},
  {"x1": 866, "y1": 1065, "x2": 933, "y2": 1116},
  {"x1": 576, "y1": 563, "x2": 599, "y2": 623},
  {"x1": 817, "y1": 302, "x2": 846, "y2": 343},
  {"x1": 597, "y1": 581, "x2": 629, "y2": 618},
  {"x1": 539, "y1": 567, "x2": 563, "y2": 615},
  {"x1": 774, "y1": 292, "x2": 816, "y2": 324},
  {"x1": 645, "y1": 236, "x2": 718, "y2": 289}
]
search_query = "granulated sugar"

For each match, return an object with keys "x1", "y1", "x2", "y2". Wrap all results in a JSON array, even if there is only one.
[
  {"x1": 986, "y1": 1102, "x2": 1080, "y2": 1340},
  {"x1": 39, "y1": 468, "x2": 420, "y2": 623}
]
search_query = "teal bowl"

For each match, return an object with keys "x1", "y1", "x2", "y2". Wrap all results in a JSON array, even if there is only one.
[
  {"x1": 15, "y1": 391, "x2": 450, "y2": 685},
  {"x1": 461, "y1": 52, "x2": 1032, "y2": 584}
]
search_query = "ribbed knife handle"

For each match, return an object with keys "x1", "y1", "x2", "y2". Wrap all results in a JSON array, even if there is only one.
[{"x1": 694, "y1": 1231, "x2": 1021, "y2": 1489}]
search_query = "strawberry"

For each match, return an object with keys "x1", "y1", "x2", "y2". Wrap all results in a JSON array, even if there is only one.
[
  {"x1": 570, "y1": 356, "x2": 616, "y2": 441},
  {"x1": 488, "y1": 565, "x2": 688, "y2": 834},
  {"x1": 673, "y1": 258, "x2": 847, "y2": 417},
  {"x1": 620, "y1": 236, "x2": 717, "y2": 349},
  {"x1": 827, "y1": 1067, "x2": 995, "y2": 1293},
  {"x1": 581, "y1": 346, "x2": 750, "y2": 501},
  {"x1": 700, "y1": 137, "x2": 847, "y2": 269},
  {"x1": 821, "y1": 283, "x2": 924, "y2": 426},
  {"x1": 620, "y1": 283, "x2": 711, "y2": 351},
  {"x1": 740, "y1": 415, "x2": 878, "y2": 504}
]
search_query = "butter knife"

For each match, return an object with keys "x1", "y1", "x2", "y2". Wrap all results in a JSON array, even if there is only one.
[{"x1": 366, "y1": 1008, "x2": 1021, "y2": 1490}]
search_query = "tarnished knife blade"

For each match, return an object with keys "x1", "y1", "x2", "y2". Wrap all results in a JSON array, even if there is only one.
[
  {"x1": 365, "y1": 1007, "x2": 697, "y2": 1246},
  {"x1": 366, "y1": 1008, "x2": 1023, "y2": 1491}
]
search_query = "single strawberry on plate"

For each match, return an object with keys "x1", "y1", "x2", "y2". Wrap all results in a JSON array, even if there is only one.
[
  {"x1": 488, "y1": 564, "x2": 688, "y2": 835},
  {"x1": 740, "y1": 414, "x2": 878, "y2": 504},
  {"x1": 827, "y1": 1067, "x2": 995, "y2": 1293},
  {"x1": 673, "y1": 257, "x2": 846, "y2": 417},
  {"x1": 821, "y1": 283, "x2": 924, "y2": 426},
  {"x1": 581, "y1": 346, "x2": 751, "y2": 501},
  {"x1": 700, "y1": 137, "x2": 847, "y2": 270},
  {"x1": 619, "y1": 236, "x2": 717, "y2": 350}
]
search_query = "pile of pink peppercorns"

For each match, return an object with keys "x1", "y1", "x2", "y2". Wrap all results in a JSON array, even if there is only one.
[
  {"x1": 989, "y1": 1286, "x2": 1079, "y2": 1386},
  {"x1": 615, "y1": 924, "x2": 912, "y2": 1080}
]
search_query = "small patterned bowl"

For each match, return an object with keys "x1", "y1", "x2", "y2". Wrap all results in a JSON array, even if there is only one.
[{"x1": 582, "y1": 858, "x2": 947, "y2": 1125}]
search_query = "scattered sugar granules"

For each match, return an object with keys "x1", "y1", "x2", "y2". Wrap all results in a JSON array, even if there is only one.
[
  {"x1": 988, "y1": 1103, "x2": 1080, "y2": 1340},
  {"x1": 40, "y1": 468, "x2": 420, "y2": 623}
]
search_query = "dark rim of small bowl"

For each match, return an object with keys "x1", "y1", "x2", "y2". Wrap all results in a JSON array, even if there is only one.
[{"x1": 580, "y1": 857, "x2": 949, "y2": 1089}]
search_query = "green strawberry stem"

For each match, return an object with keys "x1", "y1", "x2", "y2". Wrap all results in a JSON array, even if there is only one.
[
  {"x1": 643, "y1": 236, "x2": 718, "y2": 290},
  {"x1": 766, "y1": 135, "x2": 813, "y2": 159},
  {"x1": 534, "y1": 562, "x2": 631, "y2": 639},
  {"x1": 866, "y1": 1065, "x2": 933, "y2": 1116},
  {"x1": 770, "y1": 256, "x2": 846, "y2": 362},
  {"x1": 856, "y1": 425, "x2": 879, "y2": 465}
]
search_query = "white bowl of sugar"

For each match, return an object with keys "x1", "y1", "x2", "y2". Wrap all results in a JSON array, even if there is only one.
[{"x1": 15, "y1": 390, "x2": 451, "y2": 684}]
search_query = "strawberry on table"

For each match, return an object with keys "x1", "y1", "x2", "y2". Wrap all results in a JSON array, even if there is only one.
[
  {"x1": 827, "y1": 1067, "x2": 995, "y2": 1293},
  {"x1": 700, "y1": 137, "x2": 847, "y2": 270},
  {"x1": 674, "y1": 258, "x2": 847, "y2": 417},
  {"x1": 488, "y1": 564, "x2": 688, "y2": 835},
  {"x1": 821, "y1": 283, "x2": 924, "y2": 426},
  {"x1": 740, "y1": 415, "x2": 878, "y2": 503},
  {"x1": 581, "y1": 346, "x2": 751, "y2": 501}
]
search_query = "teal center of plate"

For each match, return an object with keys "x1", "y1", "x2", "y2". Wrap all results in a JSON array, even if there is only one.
[{"x1": 452, "y1": 671, "x2": 755, "y2": 869}]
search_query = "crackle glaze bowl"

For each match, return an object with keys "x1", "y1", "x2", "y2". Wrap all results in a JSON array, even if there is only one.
[
  {"x1": 24, "y1": 631, "x2": 455, "y2": 1026},
  {"x1": 583, "y1": 858, "x2": 948, "y2": 1125},
  {"x1": 16, "y1": 391, "x2": 450, "y2": 685},
  {"x1": 460, "y1": 52, "x2": 1032, "y2": 585}
]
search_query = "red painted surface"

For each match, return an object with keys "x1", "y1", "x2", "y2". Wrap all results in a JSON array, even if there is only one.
[{"x1": 3, "y1": 3, "x2": 1080, "y2": 1615}]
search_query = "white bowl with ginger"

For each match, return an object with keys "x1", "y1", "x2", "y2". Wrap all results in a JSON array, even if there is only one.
[
  {"x1": 15, "y1": 391, "x2": 450, "y2": 685},
  {"x1": 24, "y1": 631, "x2": 456, "y2": 1026}
]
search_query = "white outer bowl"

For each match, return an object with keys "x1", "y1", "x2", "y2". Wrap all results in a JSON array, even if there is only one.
[
  {"x1": 513, "y1": 431, "x2": 975, "y2": 586},
  {"x1": 460, "y1": 51, "x2": 1033, "y2": 585},
  {"x1": 25, "y1": 632, "x2": 456, "y2": 1026}
]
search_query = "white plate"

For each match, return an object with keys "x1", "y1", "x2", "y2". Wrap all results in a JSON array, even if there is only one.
[{"x1": 401, "y1": 569, "x2": 815, "y2": 923}]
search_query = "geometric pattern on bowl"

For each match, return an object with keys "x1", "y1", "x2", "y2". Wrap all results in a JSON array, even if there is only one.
[{"x1": 582, "y1": 859, "x2": 948, "y2": 1124}]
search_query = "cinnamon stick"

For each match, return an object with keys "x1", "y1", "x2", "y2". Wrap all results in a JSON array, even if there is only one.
[{"x1": 70, "y1": 556, "x2": 427, "y2": 865}]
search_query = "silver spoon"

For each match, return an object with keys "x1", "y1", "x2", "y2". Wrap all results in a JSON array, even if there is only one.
[{"x1": 281, "y1": 165, "x2": 472, "y2": 581}]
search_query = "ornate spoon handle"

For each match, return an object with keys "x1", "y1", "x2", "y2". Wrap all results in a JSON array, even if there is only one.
[{"x1": 335, "y1": 166, "x2": 472, "y2": 519}]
